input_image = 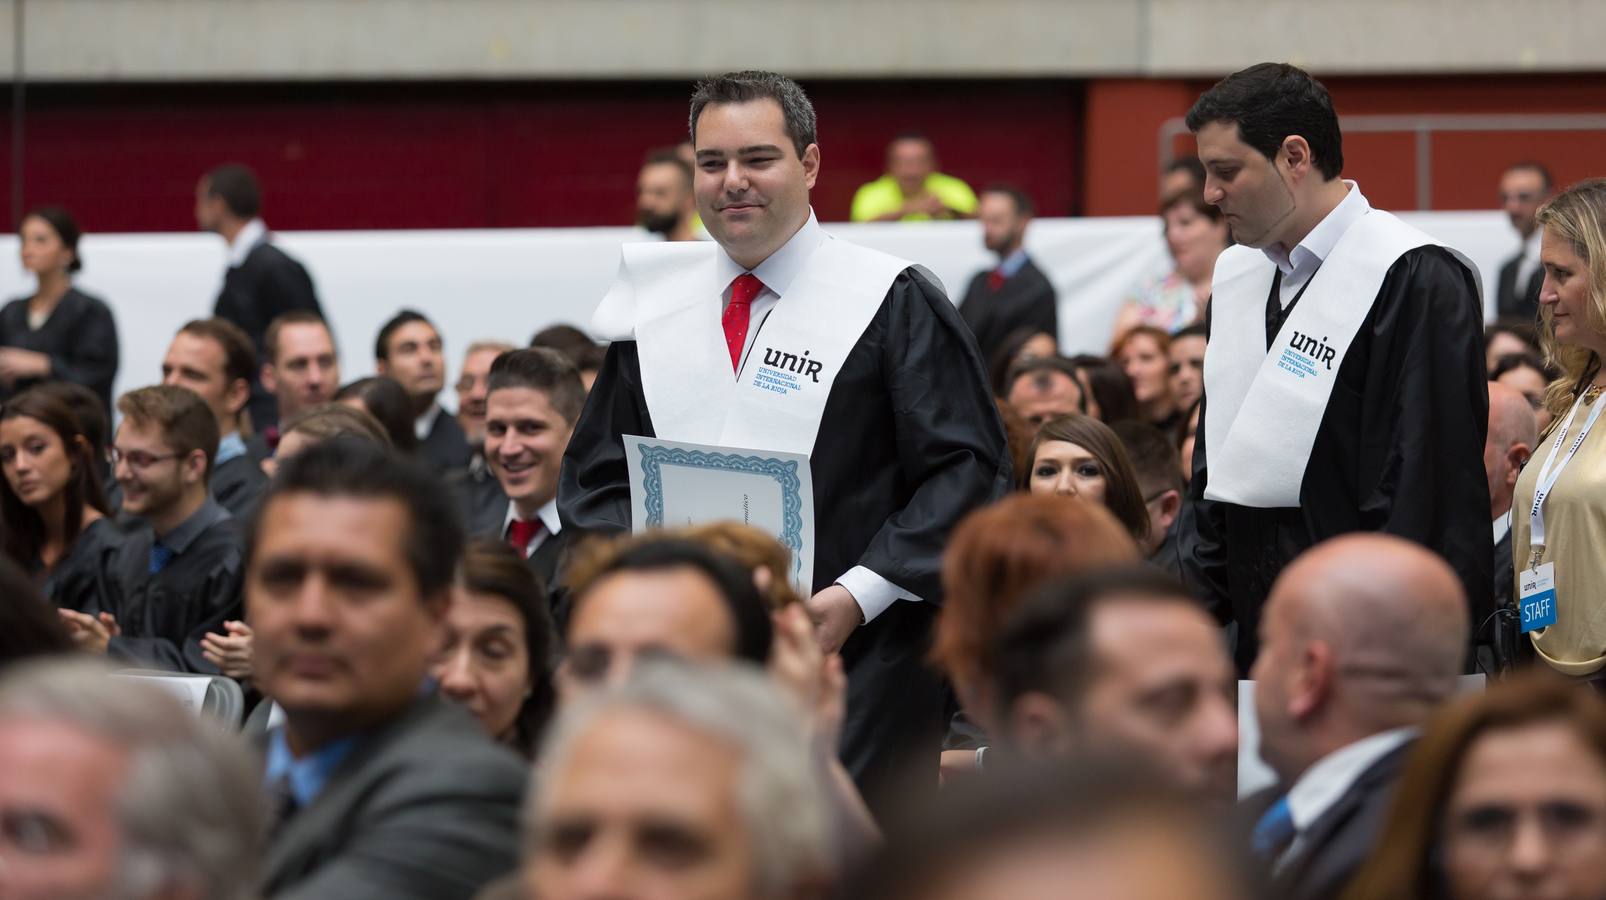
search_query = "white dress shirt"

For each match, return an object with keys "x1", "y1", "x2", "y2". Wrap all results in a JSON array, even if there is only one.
[
  {"x1": 1514, "y1": 228, "x2": 1544, "y2": 296},
  {"x1": 1263, "y1": 181, "x2": 1371, "y2": 308},
  {"x1": 1494, "y1": 509, "x2": 1513, "y2": 546},
  {"x1": 226, "y1": 218, "x2": 269, "y2": 268},
  {"x1": 414, "y1": 403, "x2": 443, "y2": 442},
  {"x1": 711, "y1": 208, "x2": 911, "y2": 624},
  {"x1": 503, "y1": 497, "x2": 563, "y2": 558},
  {"x1": 1276, "y1": 726, "x2": 1416, "y2": 869}
]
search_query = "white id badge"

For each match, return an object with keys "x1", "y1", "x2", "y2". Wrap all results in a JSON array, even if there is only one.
[{"x1": 1519, "y1": 562, "x2": 1558, "y2": 633}]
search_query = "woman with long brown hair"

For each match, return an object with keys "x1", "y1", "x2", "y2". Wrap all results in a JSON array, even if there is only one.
[
  {"x1": 1024, "y1": 413, "x2": 1151, "y2": 547},
  {"x1": 0, "y1": 385, "x2": 121, "y2": 613}
]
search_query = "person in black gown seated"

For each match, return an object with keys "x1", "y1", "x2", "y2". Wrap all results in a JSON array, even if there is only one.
[
  {"x1": 0, "y1": 207, "x2": 119, "y2": 413},
  {"x1": 0, "y1": 387, "x2": 123, "y2": 613}
]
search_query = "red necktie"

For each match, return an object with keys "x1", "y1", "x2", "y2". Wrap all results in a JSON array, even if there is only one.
[
  {"x1": 987, "y1": 268, "x2": 1007, "y2": 292},
  {"x1": 507, "y1": 518, "x2": 543, "y2": 556},
  {"x1": 724, "y1": 273, "x2": 765, "y2": 373}
]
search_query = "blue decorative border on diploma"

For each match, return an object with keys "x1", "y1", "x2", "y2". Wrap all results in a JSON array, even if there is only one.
[{"x1": 636, "y1": 443, "x2": 805, "y2": 581}]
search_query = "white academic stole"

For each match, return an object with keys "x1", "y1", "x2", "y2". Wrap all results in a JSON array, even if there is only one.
[
  {"x1": 591, "y1": 236, "x2": 910, "y2": 456},
  {"x1": 1202, "y1": 210, "x2": 1471, "y2": 508}
]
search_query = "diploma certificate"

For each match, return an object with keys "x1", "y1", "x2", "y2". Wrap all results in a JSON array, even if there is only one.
[{"x1": 624, "y1": 434, "x2": 815, "y2": 592}]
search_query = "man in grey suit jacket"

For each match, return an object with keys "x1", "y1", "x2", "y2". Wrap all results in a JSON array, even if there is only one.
[
  {"x1": 249, "y1": 440, "x2": 527, "y2": 900},
  {"x1": 1248, "y1": 534, "x2": 1467, "y2": 900}
]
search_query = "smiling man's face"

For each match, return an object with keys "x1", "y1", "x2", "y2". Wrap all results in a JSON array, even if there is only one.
[{"x1": 693, "y1": 98, "x2": 818, "y2": 269}]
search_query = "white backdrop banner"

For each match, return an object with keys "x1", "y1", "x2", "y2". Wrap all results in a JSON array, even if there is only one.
[{"x1": 0, "y1": 211, "x2": 1517, "y2": 411}]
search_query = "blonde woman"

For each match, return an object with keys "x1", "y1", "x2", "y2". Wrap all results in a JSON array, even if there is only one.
[{"x1": 1512, "y1": 179, "x2": 1606, "y2": 676}]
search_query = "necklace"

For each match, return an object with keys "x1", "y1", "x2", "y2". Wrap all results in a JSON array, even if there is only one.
[{"x1": 1588, "y1": 382, "x2": 1605, "y2": 403}]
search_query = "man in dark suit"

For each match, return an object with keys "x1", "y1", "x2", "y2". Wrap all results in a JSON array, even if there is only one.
[
  {"x1": 197, "y1": 164, "x2": 323, "y2": 432},
  {"x1": 376, "y1": 309, "x2": 474, "y2": 474},
  {"x1": 956, "y1": 184, "x2": 1058, "y2": 366},
  {"x1": 250, "y1": 440, "x2": 526, "y2": 900},
  {"x1": 1495, "y1": 162, "x2": 1554, "y2": 321},
  {"x1": 161, "y1": 318, "x2": 268, "y2": 519},
  {"x1": 1248, "y1": 534, "x2": 1468, "y2": 900},
  {"x1": 1485, "y1": 382, "x2": 1536, "y2": 616}
]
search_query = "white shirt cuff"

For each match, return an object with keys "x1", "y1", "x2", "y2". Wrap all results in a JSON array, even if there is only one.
[{"x1": 835, "y1": 566, "x2": 922, "y2": 625}]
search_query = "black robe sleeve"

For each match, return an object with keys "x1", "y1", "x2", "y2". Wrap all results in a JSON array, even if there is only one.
[
  {"x1": 557, "y1": 340, "x2": 655, "y2": 540},
  {"x1": 44, "y1": 292, "x2": 120, "y2": 407},
  {"x1": 42, "y1": 517, "x2": 125, "y2": 615}
]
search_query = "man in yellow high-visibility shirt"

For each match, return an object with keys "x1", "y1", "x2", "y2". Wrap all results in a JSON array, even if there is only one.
[{"x1": 851, "y1": 132, "x2": 977, "y2": 222}]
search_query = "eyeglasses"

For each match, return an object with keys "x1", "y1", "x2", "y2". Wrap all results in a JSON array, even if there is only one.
[{"x1": 109, "y1": 447, "x2": 183, "y2": 469}]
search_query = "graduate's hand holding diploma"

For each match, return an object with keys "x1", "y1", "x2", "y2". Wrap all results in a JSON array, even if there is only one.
[{"x1": 807, "y1": 584, "x2": 861, "y2": 655}]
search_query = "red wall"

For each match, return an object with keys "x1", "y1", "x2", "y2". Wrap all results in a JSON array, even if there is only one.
[{"x1": 0, "y1": 80, "x2": 1082, "y2": 232}]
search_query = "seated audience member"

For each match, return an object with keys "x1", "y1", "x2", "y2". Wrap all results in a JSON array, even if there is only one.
[
  {"x1": 42, "y1": 380, "x2": 115, "y2": 493},
  {"x1": 1485, "y1": 383, "x2": 1536, "y2": 620},
  {"x1": 0, "y1": 387, "x2": 123, "y2": 613},
  {"x1": 858, "y1": 762, "x2": 1255, "y2": 900},
  {"x1": 932, "y1": 494, "x2": 1140, "y2": 776},
  {"x1": 1068, "y1": 353, "x2": 1141, "y2": 424},
  {"x1": 522, "y1": 661, "x2": 834, "y2": 900},
  {"x1": 2, "y1": 206, "x2": 120, "y2": 413},
  {"x1": 0, "y1": 658, "x2": 263, "y2": 900},
  {"x1": 431, "y1": 539, "x2": 555, "y2": 759},
  {"x1": 991, "y1": 566, "x2": 1237, "y2": 800},
  {"x1": 1003, "y1": 356, "x2": 1084, "y2": 428},
  {"x1": 1113, "y1": 189, "x2": 1229, "y2": 337},
  {"x1": 850, "y1": 132, "x2": 977, "y2": 222},
  {"x1": 1112, "y1": 420, "x2": 1186, "y2": 573},
  {"x1": 1484, "y1": 318, "x2": 1541, "y2": 373},
  {"x1": 1248, "y1": 534, "x2": 1467, "y2": 900},
  {"x1": 162, "y1": 318, "x2": 269, "y2": 518},
  {"x1": 957, "y1": 185, "x2": 1057, "y2": 365},
  {"x1": 635, "y1": 148, "x2": 700, "y2": 242},
  {"x1": 531, "y1": 324, "x2": 606, "y2": 393},
  {"x1": 465, "y1": 349, "x2": 584, "y2": 593},
  {"x1": 375, "y1": 309, "x2": 472, "y2": 473},
  {"x1": 61, "y1": 386, "x2": 242, "y2": 674},
  {"x1": 455, "y1": 339, "x2": 514, "y2": 466},
  {"x1": 1112, "y1": 325, "x2": 1181, "y2": 429},
  {"x1": 336, "y1": 375, "x2": 420, "y2": 455},
  {"x1": 251, "y1": 310, "x2": 340, "y2": 461},
  {"x1": 1024, "y1": 414, "x2": 1151, "y2": 547},
  {"x1": 1160, "y1": 155, "x2": 1207, "y2": 204},
  {"x1": 0, "y1": 556, "x2": 73, "y2": 669},
  {"x1": 1343, "y1": 673, "x2": 1606, "y2": 900},
  {"x1": 250, "y1": 440, "x2": 526, "y2": 899},
  {"x1": 1489, "y1": 351, "x2": 1556, "y2": 431},
  {"x1": 1169, "y1": 322, "x2": 1207, "y2": 412},
  {"x1": 986, "y1": 326, "x2": 1057, "y2": 396}
]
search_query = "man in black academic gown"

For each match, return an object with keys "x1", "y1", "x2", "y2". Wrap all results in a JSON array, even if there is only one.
[
  {"x1": 160, "y1": 318, "x2": 268, "y2": 520},
  {"x1": 1494, "y1": 161, "x2": 1553, "y2": 321},
  {"x1": 376, "y1": 310, "x2": 474, "y2": 475},
  {"x1": 58, "y1": 386, "x2": 242, "y2": 674},
  {"x1": 248, "y1": 310, "x2": 341, "y2": 462},
  {"x1": 560, "y1": 71, "x2": 1010, "y2": 809},
  {"x1": 1177, "y1": 64, "x2": 1491, "y2": 673},
  {"x1": 196, "y1": 164, "x2": 323, "y2": 433},
  {"x1": 956, "y1": 185, "x2": 1057, "y2": 366}
]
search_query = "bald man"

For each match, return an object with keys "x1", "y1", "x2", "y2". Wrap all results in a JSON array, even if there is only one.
[
  {"x1": 1248, "y1": 534, "x2": 1467, "y2": 900},
  {"x1": 1486, "y1": 381, "x2": 1537, "y2": 614}
]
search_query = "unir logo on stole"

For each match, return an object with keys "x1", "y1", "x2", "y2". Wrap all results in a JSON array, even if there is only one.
[{"x1": 762, "y1": 347, "x2": 824, "y2": 383}]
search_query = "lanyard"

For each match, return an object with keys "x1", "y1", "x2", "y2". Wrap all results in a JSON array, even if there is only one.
[{"x1": 1528, "y1": 390, "x2": 1606, "y2": 555}]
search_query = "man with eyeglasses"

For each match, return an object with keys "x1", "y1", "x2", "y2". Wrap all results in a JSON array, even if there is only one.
[
  {"x1": 1247, "y1": 533, "x2": 1468, "y2": 900},
  {"x1": 1496, "y1": 162, "x2": 1555, "y2": 321},
  {"x1": 58, "y1": 385, "x2": 244, "y2": 674}
]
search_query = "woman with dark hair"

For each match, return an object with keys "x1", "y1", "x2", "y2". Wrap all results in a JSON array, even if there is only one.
[
  {"x1": 334, "y1": 376, "x2": 419, "y2": 455},
  {"x1": 1490, "y1": 350, "x2": 1558, "y2": 432},
  {"x1": 1024, "y1": 413, "x2": 1151, "y2": 546},
  {"x1": 0, "y1": 386, "x2": 122, "y2": 613},
  {"x1": 1485, "y1": 317, "x2": 1542, "y2": 373},
  {"x1": 430, "y1": 539, "x2": 556, "y2": 758},
  {"x1": 1066, "y1": 354, "x2": 1140, "y2": 424},
  {"x1": 1343, "y1": 673, "x2": 1606, "y2": 900},
  {"x1": 0, "y1": 207, "x2": 120, "y2": 413},
  {"x1": 986, "y1": 326, "x2": 1058, "y2": 396}
]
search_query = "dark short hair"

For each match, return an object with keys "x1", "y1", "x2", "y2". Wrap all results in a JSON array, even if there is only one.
[
  {"x1": 1027, "y1": 415, "x2": 1152, "y2": 543},
  {"x1": 203, "y1": 164, "x2": 262, "y2": 220},
  {"x1": 374, "y1": 309, "x2": 436, "y2": 362},
  {"x1": 333, "y1": 377, "x2": 418, "y2": 454},
  {"x1": 178, "y1": 318, "x2": 257, "y2": 389},
  {"x1": 993, "y1": 566, "x2": 1196, "y2": 713},
  {"x1": 263, "y1": 311, "x2": 334, "y2": 367},
  {"x1": 1111, "y1": 420, "x2": 1185, "y2": 499},
  {"x1": 22, "y1": 206, "x2": 84, "y2": 273},
  {"x1": 1485, "y1": 318, "x2": 1540, "y2": 357},
  {"x1": 571, "y1": 537, "x2": 773, "y2": 665},
  {"x1": 1173, "y1": 322, "x2": 1209, "y2": 342},
  {"x1": 248, "y1": 439, "x2": 463, "y2": 598},
  {"x1": 486, "y1": 348, "x2": 586, "y2": 425},
  {"x1": 1004, "y1": 355, "x2": 1082, "y2": 401},
  {"x1": 641, "y1": 148, "x2": 693, "y2": 188},
  {"x1": 1490, "y1": 351, "x2": 1558, "y2": 384},
  {"x1": 689, "y1": 70, "x2": 818, "y2": 159},
  {"x1": 116, "y1": 386, "x2": 220, "y2": 482},
  {"x1": 1505, "y1": 161, "x2": 1554, "y2": 190},
  {"x1": 458, "y1": 539, "x2": 555, "y2": 757},
  {"x1": 1185, "y1": 62, "x2": 1344, "y2": 181},
  {"x1": 980, "y1": 183, "x2": 1035, "y2": 217},
  {"x1": 529, "y1": 324, "x2": 599, "y2": 365}
]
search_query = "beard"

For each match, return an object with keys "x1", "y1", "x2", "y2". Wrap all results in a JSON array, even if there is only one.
[{"x1": 638, "y1": 209, "x2": 682, "y2": 236}]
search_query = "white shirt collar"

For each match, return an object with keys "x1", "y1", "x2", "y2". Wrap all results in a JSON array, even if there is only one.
[
  {"x1": 1494, "y1": 509, "x2": 1513, "y2": 545},
  {"x1": 502, "y1": 497, "x2": 563, "y2": 552},
  {"x1": 714, "y1": 209, "x2": 825, "y2": 298},
  {"x1": 226, "y1": 218, "x2": 269, "y2": 268},
  {"x1": 414, "y1": 402, "x2": 442, "y2": 441},
  {"x1": 1263, "y1": 181, "x2": 1371, "y2": 278},
  {"x1": 1286, "y1": 726, "x2": 1416, "y2": 832}
]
